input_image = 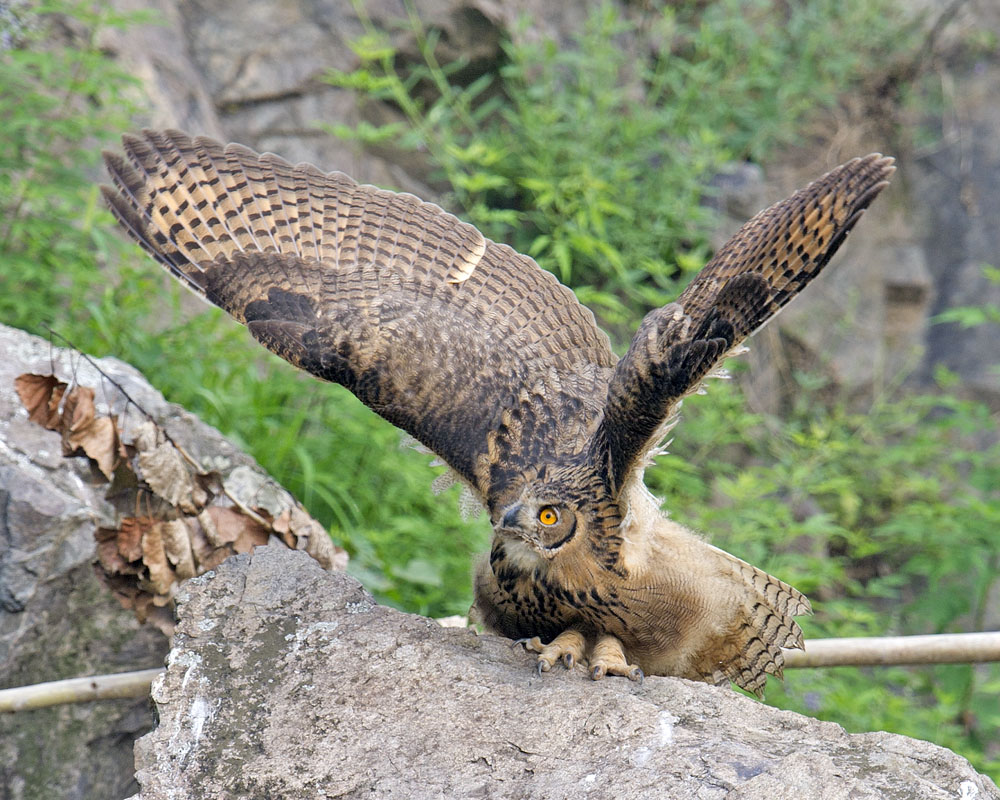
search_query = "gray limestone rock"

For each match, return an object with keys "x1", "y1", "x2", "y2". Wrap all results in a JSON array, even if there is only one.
[
  {"x1": 0, "y1": 324, "x2": 171, "y2": 800},
  {"x1": 0, "y1": 323, "x2": 340, "y2": 800},
  {"x1": 133, "y1": 546, "x2": 999, "y2": 800}
]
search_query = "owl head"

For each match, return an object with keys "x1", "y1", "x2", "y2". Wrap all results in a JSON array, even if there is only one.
[{"x1": 493, "y1": 464, "x2": 620, "y2": 563}]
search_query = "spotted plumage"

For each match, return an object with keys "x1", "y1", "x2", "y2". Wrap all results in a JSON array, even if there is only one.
[{"x1": 102, "y1": 129, "x2": 893, "y2": 695}]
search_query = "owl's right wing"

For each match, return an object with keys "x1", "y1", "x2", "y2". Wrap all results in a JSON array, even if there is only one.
[
  {"x1": 102, "y1": 130, "x2": 618, "y2": 512},
  {"x1": 590, "y1": 153, "x2": 895, "y2": 497}
]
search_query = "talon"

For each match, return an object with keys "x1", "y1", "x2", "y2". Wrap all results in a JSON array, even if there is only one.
[
  {"x1": 630, "y1": 667, "x2": 645, "y2": 684},
  {"x1": 513, "y1": 636, "x2": 543, "y2": 653},
  {"x1": 591, "y1": 665, "x2": 607, "y2": 681},
  {"x1": 522, "y1": 629, "x2": 587, "y2": 678}
]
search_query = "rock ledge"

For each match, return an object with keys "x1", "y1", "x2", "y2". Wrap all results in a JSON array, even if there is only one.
[{"x1": 133, "y1": 547, "x2": 999, "y2": 800}]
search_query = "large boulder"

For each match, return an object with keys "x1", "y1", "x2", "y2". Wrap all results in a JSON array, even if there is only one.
[
  {"x1": 133, "y1": 546, "x2": 999, "y2": 800},
  {"x1": 0, "y1": 324, "x2": 170, "y2": 800},
  {"x1": 0, "y1": 323, "x2": 341, "y2": 800}
]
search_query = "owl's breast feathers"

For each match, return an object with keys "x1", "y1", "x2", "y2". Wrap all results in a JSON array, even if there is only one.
[{"x1": 475, "y1": 482, "x2": 810, "y2": 695}]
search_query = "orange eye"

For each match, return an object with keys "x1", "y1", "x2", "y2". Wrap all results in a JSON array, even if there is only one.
[{"x1": 538, "y1": 506, "x2": 559, "y2": 526}]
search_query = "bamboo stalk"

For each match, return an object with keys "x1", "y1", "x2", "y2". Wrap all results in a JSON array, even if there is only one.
[
  {"x1": 784, "y1": 631, "x2": 1000, "y2": 668},
  {"x1": 0, "y1": 668, "x2": 164, "y2": 713}
]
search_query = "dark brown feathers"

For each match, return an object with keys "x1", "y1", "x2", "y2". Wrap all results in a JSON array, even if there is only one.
[
  {"x1": 103, "y1": 129, "x2": 616, "y2": 508},
  {"x1": 103, "y1": 130, "x2": 893, "y2": 695},
  {"x1": 592, "y1": 153, "x2": 895, "y2": 496}
]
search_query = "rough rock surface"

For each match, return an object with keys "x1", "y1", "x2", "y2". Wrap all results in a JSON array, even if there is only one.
[
  {"x1": 0, "y1": 323, "x2": 337, "y2": 800},
  {"x1": 133, "y1": 546, "x2": 999, "y2": 800}
]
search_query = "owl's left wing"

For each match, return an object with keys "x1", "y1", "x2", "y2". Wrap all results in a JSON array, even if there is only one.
[
  {"x1": 590, "y1": 154, "x2": 895, "y2": 497},
  {"x1": 101, "y1": 130, "x2": 618, "y2": 513}
]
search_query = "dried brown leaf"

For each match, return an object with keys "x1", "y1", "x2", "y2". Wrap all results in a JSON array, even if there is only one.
[
  {"x1": 96, "y1": 533, "x2": 134, "y2": 575},
  {"x1": 197, "y1": 547, "x2": 231, "y2": 572},
  {"x1": 117, "y1": 517, "x2": 148, "y2": 563},
  {"x1": 197, "y1": 507, "x2": 222, "y2": 547},
  {"x1": 161, "y1": 519, "x2": 196, "y2": 580},
  {"x1": 288, "y1": 505, "x2": 347, "y2": 571},
  {"x1": 73, "y1": 416, "x2": 119, "y2": 479},
  {"x1": 205, "y1": 505, "x2": 265, "y2": 546},
  {"x1": 15, "y1": 373, "x2": 67, "y2": 429},
  {"x1": 62, "y1": 385, "x2": 96, "y2": 435},
  {"x1": 270, "y1": 508, "x2": 290, "y2": 534},
  {"x1": 57, "y1": 386, "x2": 119, "y2": 479},
  {"x1": 142, "y1": 521, "x2": 176, "y2": 596},
  {"x1": 127, "y1": 420, "x2": 159, "y2": 452},
  {"x1": 232, "y1": 523, "x2": 269, "y2": 555},
  {"x1": 187, "y1": 514, "x2": 216, "y2": 568},
  {"x1": 138, "y1": 442, "x2": 196, "y2": 509}
]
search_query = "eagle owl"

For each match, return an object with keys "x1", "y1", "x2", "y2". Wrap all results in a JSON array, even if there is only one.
[{"x1": 102, "y1": 130, "x2": 893, "y2": 695}]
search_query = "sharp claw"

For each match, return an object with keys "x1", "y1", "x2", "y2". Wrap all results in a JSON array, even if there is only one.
[
  {"x1": 630, "y1": 667, "x2": 645, "y2": 684},
  {"x1": 512, "y1": 637, "x2": 532, "y2": 650},
  {"x1": 563, "y1": 652, "x2": 574, "y2": 670},
  {"x1": 591, "y1": 665, "x2": 606, "y2": 681},
  {"x1": 536, "y1": 659, "x2": 550, "y2": 675}
]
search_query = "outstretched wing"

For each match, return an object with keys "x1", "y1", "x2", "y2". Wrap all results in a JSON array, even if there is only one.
[
  {"x1": 102, "y1": 130, "x2": 617, "y2": 511},
  {"x1": 591, "y1": 154, "x2": 895, "y2": 496}
]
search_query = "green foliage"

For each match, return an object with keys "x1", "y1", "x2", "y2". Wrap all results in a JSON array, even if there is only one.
[
  {"x1": 933, "y1": 265, "x2": 1000, "y2": 328},
  {"x1": 0, "y1": 0, "x2": 148, "y2": 337},
  {"x1": 326, "y1": 0, "x2": 915, "y2": 332},
  {"x1": 5, "y1": 0, "x2": 999, "y2": 780}
]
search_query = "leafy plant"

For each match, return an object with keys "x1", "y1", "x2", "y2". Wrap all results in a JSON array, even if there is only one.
[
  {"x1": 0, "y1": 0, "x2": 150, "y2": 339},
  {"x1": 326, "y1": 0, "x2": 917, "y2": 333}
]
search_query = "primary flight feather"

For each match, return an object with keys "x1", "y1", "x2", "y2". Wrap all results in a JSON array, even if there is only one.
[{"x1": 103, "y1": 129, "x2": 893, "y2": 694}]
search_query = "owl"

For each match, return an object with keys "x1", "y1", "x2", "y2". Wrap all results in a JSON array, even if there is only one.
[{"x1": 102, "y1": 130, "x2": 893, "y2": 695}]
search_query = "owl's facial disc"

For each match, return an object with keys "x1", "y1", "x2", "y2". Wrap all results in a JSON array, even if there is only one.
[{"x1": 497, "y1": 501, "x2": 578, "y2": 556}]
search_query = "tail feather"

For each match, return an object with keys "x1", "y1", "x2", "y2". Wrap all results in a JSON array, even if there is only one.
[{"x1": 688, "y1": 544, "x2": 811, "y2": 696}]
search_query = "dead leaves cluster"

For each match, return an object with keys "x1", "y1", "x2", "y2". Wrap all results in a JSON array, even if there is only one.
[
  {"x1": 16, "y1": 373, "x2": 119, "y2": 479},
  {"x1": 16, "y1": 372, "x2": 346, "y2": 634}
]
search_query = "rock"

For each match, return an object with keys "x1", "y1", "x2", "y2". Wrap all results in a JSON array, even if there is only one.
[
  {"x1": 0, "y1": 323, "x2": 342, "y2": 800},
  {"x1": 915, "y1": 56, "x2": 1000, "y2": 403},
  {"x1": 132, "y1": 546, "x2": 999, "y2": 800},
  {"x1": 0, "y1": 324, "x2": 170, "y2": 800},
  {"x1": 101, "y1": 0, "x2": 587, "y2": 192}
]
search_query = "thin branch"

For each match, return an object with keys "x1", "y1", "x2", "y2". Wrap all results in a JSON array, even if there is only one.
[
  {"x1": 40, "y1": 325, "x2": 272, "y2": 529},
  {"x1": 783, "y1": 631, "x2": 1000, "y2": 669},
  {"x1": 0, "y1": 668, "x2": 164, "y2": 713},
  {"x1": 4, "y1": 632, "x2": 1000, "y2": 711}
]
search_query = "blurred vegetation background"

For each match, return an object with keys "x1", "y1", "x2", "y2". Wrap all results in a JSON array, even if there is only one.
[{"x1": 2, "y1": 0, "x2": 998, "y2": 779}]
